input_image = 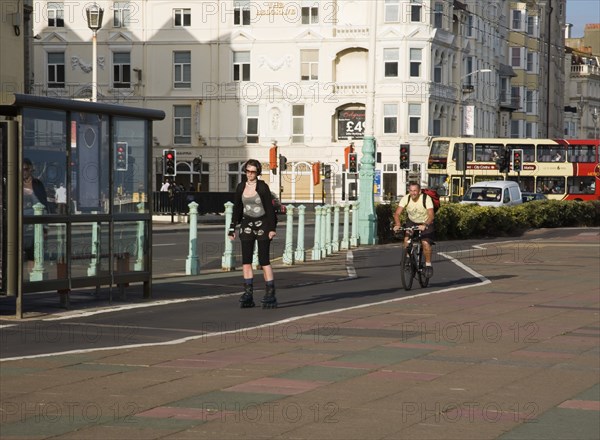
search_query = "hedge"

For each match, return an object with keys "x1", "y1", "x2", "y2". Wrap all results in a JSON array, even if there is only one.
[{"x1": 376, "y1": 200, "x2": 600, "y2": 243}]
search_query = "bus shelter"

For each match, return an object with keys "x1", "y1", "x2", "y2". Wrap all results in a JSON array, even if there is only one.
[{"x1": 0, "y1": 94, "x2": 164, "y2": 318}]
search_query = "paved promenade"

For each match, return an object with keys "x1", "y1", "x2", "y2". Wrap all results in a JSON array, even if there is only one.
[{"x1": 1, "y1": 228, "x2": 599, "y2": 439}]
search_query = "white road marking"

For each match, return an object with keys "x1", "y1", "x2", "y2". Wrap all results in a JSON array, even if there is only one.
[{"x1": 1, "y1": 249, "x2": 490, "y2": 362}]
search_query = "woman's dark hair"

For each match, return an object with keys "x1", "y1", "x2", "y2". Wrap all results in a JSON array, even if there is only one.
[{"x1": 243, "y1": 159, "x2": 262, "y2": 176}]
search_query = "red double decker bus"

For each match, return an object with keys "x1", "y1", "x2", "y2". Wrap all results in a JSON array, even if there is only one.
[{"x1": 427, "y1": 137, "x2": 599, "y2": 201}]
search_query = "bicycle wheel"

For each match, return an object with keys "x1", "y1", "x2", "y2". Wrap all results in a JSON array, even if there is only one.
[
  {"x1": 417, "y1": 246, "x2": 430, "y2": 287},
  {"x1": 400, "y1": 247, "x2": 415, "y2": 291}
]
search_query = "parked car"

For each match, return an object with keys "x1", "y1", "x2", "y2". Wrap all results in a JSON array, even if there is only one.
[
  {"x1": 521, "y1": 192, "x2": 548, "y2": 203},
  {"x1": 271, "y1": 192, "x2": 286, "y2": 215},
  {"x1": 460, "y1": 181, "x2": 523, "y2": 207}
]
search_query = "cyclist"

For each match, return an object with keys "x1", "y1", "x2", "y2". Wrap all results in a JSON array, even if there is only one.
[{"x1": 392, "y1": 182, "x2": 435, "y2": 278}]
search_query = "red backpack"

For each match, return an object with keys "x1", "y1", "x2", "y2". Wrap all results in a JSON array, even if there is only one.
[{"x1": 421, "y1": 188, "x2": 440, "y2": 213}]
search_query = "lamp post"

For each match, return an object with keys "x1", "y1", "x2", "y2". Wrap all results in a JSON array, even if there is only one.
[
  {"x1": 460, "y1": 69, "x2": 492, "y2": 137},
  {"x1": 86, "y1": 4, "x2": 104, "y2": 102},
  {"x1": 458, "y1": 68, "x2": 491, "y2": 197},
  {"x1": 593, "y1": 108, "x2": 599, "y2": 139}
]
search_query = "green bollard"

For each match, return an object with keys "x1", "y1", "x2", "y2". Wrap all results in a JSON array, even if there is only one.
[
  {"x1": 221, "y1": 201, "x2": 235, "y2": 271},
  {"x1": 312, "y1": 206, "x2": 322, "y2": 260},
  {"x1": 186, "y1": 201, "x2": 200, "y2": 275},
  {"x1": 295, "y1": 205, "x2": 306, "y2": 262},
  {"x1": 283, "y1": 204, "x2": 295, "y2": 265}
]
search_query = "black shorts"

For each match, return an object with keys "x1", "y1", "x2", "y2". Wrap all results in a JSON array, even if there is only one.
[
  {"x1": 405, "y1": 219, "x2": 435, "y2": 243},
  {"x1": 239, "y1": 216, "x2": 272, "y2": 266}
]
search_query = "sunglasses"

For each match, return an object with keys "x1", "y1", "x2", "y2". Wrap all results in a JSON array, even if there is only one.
[{"x1": 245, "y1": 169, "x2": 258, "y2": 174}]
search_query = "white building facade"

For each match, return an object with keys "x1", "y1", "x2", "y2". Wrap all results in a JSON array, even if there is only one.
[{"x1": 31, "y1": 0, "x2": 507, "y2": 203}]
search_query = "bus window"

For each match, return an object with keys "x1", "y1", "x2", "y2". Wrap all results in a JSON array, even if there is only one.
[
  {"x1": 429, "y1": 140, "x2": 449, "y2": 169},
  {"x1": 537, "y1": 145, "x2": 564, "y2": 162},
  {"x1": 474, "y1": 143, "x2": 503, "y2": 162},
  {"x1": 474, "y1": 175, "x2": 503, "y2": 183},
  {"x1": 567, "y1": 144, "x2": 596, "y2": 163},
  {"x1": 507, "y1": 176, "x2": 534, "y2": 192},
  {"x1": 567, "y1": 176, "x2": 596, "y2": 194},
  {"x1": 507, "y1": 144, "x2": 535, "y2": 162},
  {"x1": 428, "y1": 175, "x2": 448, "y2": 196},
  {"x1": 451, "y1": 143, "x2": 473, "y2": 163},
  {"x1": 536, "y1": 177, "x2": 566, "y2": 194}
]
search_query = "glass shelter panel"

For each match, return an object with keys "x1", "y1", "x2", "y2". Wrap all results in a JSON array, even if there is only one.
[
  {"x1": 70, "y1": 222, "x2": 110, "y2": 279},
  {"x1": 22, "y1": 222, "x2": 67, "y2": 283},
  {"x1": 71, "y1": 112, "x2": 110, "y2": 214},
  {"x1": 114, "y1": 221, "x2": 149, "y2": 273},
  {"x1": 113, "y1": 118, "x2": 149, "y2": 214},
  {"x1": 22, "y1": 108, "x2": 67, "y2": 216}
]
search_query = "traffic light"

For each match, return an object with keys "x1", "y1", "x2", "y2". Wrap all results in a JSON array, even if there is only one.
[
  {"x1": 348, "y1": 152, "x2": 358, "y2": 173},
  {"x1": 193, "y1": 156, "x2": 202, "y2": 173},
  {"x1": 163, "y1": 149, "x2": 176, "y2": 176},
  {"x1": 323, "y1": 164, "x2": 331, "y2": 179},
  {"x1": 497, "y1": 149, "x2": 510, "y2": 173},
  {"x1": 512, "y1": 149, "x2": 523, "y2": 172},
  {"x1": 115, "y1": 142, "x2": 128, "y2": 171},
  {"x1": 399, "y1": 144, "x2": 410, "y2": 170},
  {"x1": 279, "y1": 155, "x2": 288, "y2": 172}
]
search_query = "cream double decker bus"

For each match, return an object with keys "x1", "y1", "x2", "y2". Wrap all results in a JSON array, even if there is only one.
[{"x1": 427, "y1": 137, "x2": 599, "y2": 202}]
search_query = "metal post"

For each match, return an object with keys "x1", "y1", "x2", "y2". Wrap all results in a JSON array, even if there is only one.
[
  {"x1": 351, "y1": 202, "x2": 360, "y2": 247},
  {"x1": 29, "y1": 203, "x2": 47, "y2": 281},
  {"x1": 185, "y1": 201, "x2": 200, "y2": 275},
  {"x1": 221, "y1": 201, "x2": 235, "y2": 271},
  {"x1": 282, "y1": 204, "x2": 295, "y2": 265},
  {"x1": 312, "y1": 206, "x2": 322, "y2": 260},
  {"x1": 92, "y1": 31, "x2": 98, "y2": 102},
  {"x1": 320, "y1": 205, "x2": 328, "y2": 257},
  {"x1": 340, "y1": 203, "x2": 350, "y2": 250},
  {"x1": 332, "y1": 204, "x2": 340, "y2": 252},
  {"x1": 295, "y1": 205, "x2": 306, "y2": 262}
]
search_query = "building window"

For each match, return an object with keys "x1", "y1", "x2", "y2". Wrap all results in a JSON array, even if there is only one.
[
  {"x1": 48, "y1": 2, "x2": 64, "y2": 27},
  {"x1": 174, "y1": 51, "x2": 191, "y2": 88},
  {"x1": 433, "y1": 2, "x2": 444, "y2": 29},
  {"x1": 383, "y1": 104, "x2": 397, "y2": 134},
  {"x1": 511, "y1": 86, "x2": 521, "y2": 109},
  {"x1": 466, "y1": 14, "x2": 474, "y2": 37},
  {"x1": 384, "y1": 0, "x2": 400, "y2": 22},
  {"x1": 47, "y1": 52, "x2": 65, "y2": 88},
  {"x1": 433, "y1": 64, "x2": 442, "y2": 83},
  {"x1": 409, "y1": 103, "x2": 421, "y2": 134},
  {"x1": 113, "y1": 52, "x2": 131, "y2": 88},
  {"x1": 500, "y1": 77, "x2": 509, "y2": 103},
  {"x1": 301, "y1": 50, "x2": 319, "y2": 81},
  {"x1": 174, "y1": 105, "x2": 191, "y2": 144},
  {"x1": 526, "y1": 52, "x2": 538, "y2": 73},
  {"x1": 409, "y1": 48, "x2": 422, "y2": 77},
  {"x1": 525, "y1": 90, "x2": 537, "y2": 114},
  {"x1": 432, "y1": 119, "x2": 441, "y2": 136},
  {"x1": 233, "y1": 51, "x2": 251, "y2": 81},
  {"x1": 511, "y1": 10, "x2": 523, "y2": 30},
  {"x1": 113, "y1": 1, "x2": 131, "y2": 27},
  {"x1": 411, "y1": 0, "x2": 422, "y2": 22},
  {"x1": 246, "y1": 105, "x2": 259, "y2": 143},
  {"x1": 292, "y1": 105, "x2": 305, "y2": 143},
  {"x1": 301, "y1": 6, "x2": 319, "y2": 24},
  {"x1": 384, "y1": 48, "x2": 399, "y2": 77},
  {"x1": 527, "y1": 16, "x2": 538, "y2": 36},
  {"x1": 510, "y1": 120, "x2": 520, "y2": 138},
  {"x1": 228, "y1": 162, "x2": 245, "y2": 191},
  {"x1": 511, "y1": 47, "x2": 523, "y2": 68},
  {"x1": 174, "y1": 8, "x2": 191, "y2": 27},
  {"x1": 525, "y1": 122, "x2": 535, "y2": 138},
  {"x1": 234, "y1": 0, "x2": 251, "y2": 25}
]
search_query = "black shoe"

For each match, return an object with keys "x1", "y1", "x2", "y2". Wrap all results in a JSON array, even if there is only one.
[
  {"x1": 261, "y1": 285, "x2": 277, "y2": 309},
  {"x1": 424, "y1": 266, "x2": 433, "y2": 278},
  {"x1": 239, "y1": 284, "x2": 255, "y2": 308}
]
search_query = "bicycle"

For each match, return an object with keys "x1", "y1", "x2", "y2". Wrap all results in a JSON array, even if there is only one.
[{"x1": 395, "y1": 225, "x2": 431, "y2": 291}]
